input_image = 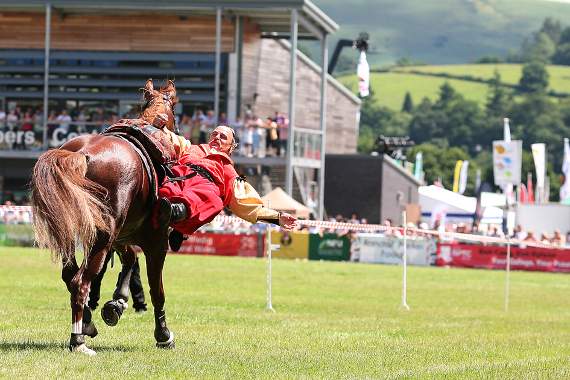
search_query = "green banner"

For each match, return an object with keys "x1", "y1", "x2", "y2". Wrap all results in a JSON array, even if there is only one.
[
  {"x1": 0, "y1": 224, "x2": 35, "y2": 247},
  {"x1": 308, "y1": 233, "x2": 350, "y2": 261}
]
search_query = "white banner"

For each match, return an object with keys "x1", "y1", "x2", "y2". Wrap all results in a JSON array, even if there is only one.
[
  {"x1": 357, "y1": 51, "x2": 370, "y2": 97},
  {"x1": 493, "y1": 140, "x2": 522, "y2": 187},
  {"x1": 354, "y1": 234, "x2": 435, "y2": 266},
  {"x1": 531, "y1": 143, "x2": 546, "y2": 202}
]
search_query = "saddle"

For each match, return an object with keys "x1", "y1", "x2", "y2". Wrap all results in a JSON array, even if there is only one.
[{"x1": 102, "y1": 119, "x2": 177, "y2": 203}]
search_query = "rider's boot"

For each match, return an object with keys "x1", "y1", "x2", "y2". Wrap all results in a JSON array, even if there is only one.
[
  {"x1": 158, "y1": 198, "x2": 188, "y2": 252},
  {"x1": 158, "y1": 198, "x2": 188, "y2": 225}
]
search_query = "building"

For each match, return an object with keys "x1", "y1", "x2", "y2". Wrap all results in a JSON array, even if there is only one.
[
  {"x1": 325, "y1": 154, "x2": 421, "y2": 224},
  {"x1": 0, "y1": 0, "x2": 360, "y2": 217}
]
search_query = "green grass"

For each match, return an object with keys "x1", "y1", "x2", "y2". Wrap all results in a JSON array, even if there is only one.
[
  {"x1": 1, "y1": 247, "x2": 570, "y2": 378},
  {"x1": 338, "y1": 64, "x2": 570, "y2": 111}
]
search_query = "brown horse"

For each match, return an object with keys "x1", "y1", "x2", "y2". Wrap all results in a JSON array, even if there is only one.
[{"x1": 31, "y1": 79, "x2": 178, "y2": 355}]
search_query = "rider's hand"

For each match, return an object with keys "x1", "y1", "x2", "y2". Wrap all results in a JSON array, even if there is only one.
[{"x1": 279, "y1": 212, "x2": 297, "y2": 230}]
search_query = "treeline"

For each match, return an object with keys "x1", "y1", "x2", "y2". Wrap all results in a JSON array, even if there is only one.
[
  {"x1": 482, "y1": 17, "x2": 570, "y2": 66},
  {"x1": 358, "y1": 60, "x2": 570, "y2": 199}
]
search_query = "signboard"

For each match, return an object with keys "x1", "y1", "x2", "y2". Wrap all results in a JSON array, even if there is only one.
[
  {"x1": 308, "y1": 233, "x2": 350, "y2": 261},
  {"x1": 493, "y1": 140, "x2": 522, "y2": 186},
  {"x1": 271, "y1": 231, "x2": 309, "y2": 260},
  {"x1": 437, "y1": 243, "x2": 570, "y2": 273},
  {"x1": 355, "y1": 234, "x2": 435, "y2": 266},
  {"x1": 176, "y1": 232, "x2": 262, "y2": 257}
]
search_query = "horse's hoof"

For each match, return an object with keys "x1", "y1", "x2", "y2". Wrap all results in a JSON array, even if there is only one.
[
  {"x1": 82, "y1": 321, "x2": 98, "y2": 338},
  {"x1": 156, "y1": 331, "x2": 175, "y2": 349},
  {"x1": 70, "y1": 343, "x2": 97, "y2": 356},
  {"x1": 101, "y1": 299, "x2": 127, "y2": 327}
]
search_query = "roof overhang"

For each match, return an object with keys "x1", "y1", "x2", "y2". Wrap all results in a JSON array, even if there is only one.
[{"x1": 0, "y1": 0, "x2": 338, "y2": 40}]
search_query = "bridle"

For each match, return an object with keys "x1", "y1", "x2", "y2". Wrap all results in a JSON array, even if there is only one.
[{"x1": 143, "y1": 92, "x2": 179, "y2": 135}]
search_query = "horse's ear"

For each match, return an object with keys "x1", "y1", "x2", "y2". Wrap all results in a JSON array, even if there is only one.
[
  {"x1": 164, "y1": 80, "x2": 176, "y2": 99},
  {"x1": 143, "y1": 79, "x2": 154, "y2": 101}
]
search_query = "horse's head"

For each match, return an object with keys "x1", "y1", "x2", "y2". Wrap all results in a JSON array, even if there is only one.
[{"x1": 140, "y1": 79, "x2": 179, "y2": 133}]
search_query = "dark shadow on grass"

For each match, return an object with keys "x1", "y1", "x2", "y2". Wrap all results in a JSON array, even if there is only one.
[{"x1": 0, "y1": 340, "x2": 135, "y2": 352}]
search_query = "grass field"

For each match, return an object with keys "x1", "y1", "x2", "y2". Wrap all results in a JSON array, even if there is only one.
[
  {"x1": 338, "y1": 64, "x2": 570, "y2": 111},
  {"x1": 1, "y1": 247, "x2": 570, "y2": 378}
]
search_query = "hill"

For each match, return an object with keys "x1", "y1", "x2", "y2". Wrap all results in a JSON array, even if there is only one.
[
  {"x1": 338, "y1": 64, "x2": 570, "y2": 110},
  {"x1": 313, "y1": 0, "x2": 570, "y2": 66}
]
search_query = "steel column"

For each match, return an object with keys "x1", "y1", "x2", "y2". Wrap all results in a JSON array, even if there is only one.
[
  {"x1": 285, "y1": 9, "x2": 298, "y2": 196},
  {"x1": 42, "y1": 3, "x2": 51, "y2": 150},
  {"x1": 318, "y1": 33, "x2": 328, "y2": 220}
]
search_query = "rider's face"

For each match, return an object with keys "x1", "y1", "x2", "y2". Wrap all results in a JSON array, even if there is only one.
[{"x1": 208, "y1": 126, "x2": 234, "y2": 154}]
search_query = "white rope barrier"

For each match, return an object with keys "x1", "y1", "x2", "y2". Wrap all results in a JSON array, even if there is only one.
[{"x1": 5, "y1": 205, "x2": 566, "y2": 313}]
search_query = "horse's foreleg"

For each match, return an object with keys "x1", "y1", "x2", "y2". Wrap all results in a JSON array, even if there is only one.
[
  {"x1": 143, "y1": 243, "x2": 174, "y2": 349},
  {"x1": 101, "y1": 246, "x2": 137, "y2": 326}
]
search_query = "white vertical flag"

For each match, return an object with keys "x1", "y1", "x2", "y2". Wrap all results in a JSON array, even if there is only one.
[
  {"x1": 531, "y1": 143, "x2": 546, "y2": 204},
  {"x1": 503, "y1": 118, "x2": 511, "y2": 142},
  {"x1": 459, "y1": 160, "x2": 469, "y2": 194},
  {"x1": 560, "y1": 138, "x2": 570, "y2": 204},
  {"x1": 357, "y1": 51, "x2": 370, "y2": 98}
]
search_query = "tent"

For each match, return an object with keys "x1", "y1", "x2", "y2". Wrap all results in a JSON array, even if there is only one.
[
  {"x1": 419, "y1": 185, "x2": 477, "y2": 225},
  {"x1": 261, "y1": 187, "x2": 312, "y2": 218}
]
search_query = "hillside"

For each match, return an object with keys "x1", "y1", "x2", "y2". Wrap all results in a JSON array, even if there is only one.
[
  {"x1": 313, "y1": 0, "x2": 570, "y2": 66},
  {"x1": 338, "y1": 64, "x2": 570, "y2": 110}
]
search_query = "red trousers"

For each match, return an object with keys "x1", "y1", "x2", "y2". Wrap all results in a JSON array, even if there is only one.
[{"x1": 158, "y1": 164, "x2": 223, "y2": 235}]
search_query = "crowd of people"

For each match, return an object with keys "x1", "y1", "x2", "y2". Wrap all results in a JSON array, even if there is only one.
[
  {"x1": 179, "y1": 108, "x2": 289, "y2": 158},
  {"x1": 0, "y1": 103, "x2": 291, "y2": 158}
]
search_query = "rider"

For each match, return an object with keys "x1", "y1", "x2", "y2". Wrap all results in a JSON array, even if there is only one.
[{"x1": 158, "y1": 125, "x2": 297, "y2": 250}]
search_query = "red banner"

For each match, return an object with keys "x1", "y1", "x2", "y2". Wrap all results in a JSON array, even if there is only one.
[
  {"x1": 437, "y1": 243, "x2": 570, "y2": 273},
  {"x1": 174, "y1": 232, "x2": 262, "y2": 257}
]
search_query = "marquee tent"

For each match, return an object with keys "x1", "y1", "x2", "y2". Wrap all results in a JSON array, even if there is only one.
[{"x1": 261, "y1": 187, "x2": 312, "y2": 218}]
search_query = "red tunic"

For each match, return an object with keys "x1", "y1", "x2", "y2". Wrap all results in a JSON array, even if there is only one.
[{"x1": 158, "y1": 144, "x2": 238, "y2": 235}]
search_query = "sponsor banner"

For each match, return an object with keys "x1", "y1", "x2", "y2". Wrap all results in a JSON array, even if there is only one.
[
  {"x1": 493, "y1": 140, "x2": 522, "y2": 186},
  {"x1": 437, "y1": 243, "x2": 570, "y2": 273},
  {"x1": 308, "y1": 233, "x2": 350, "y2": 261},
  {"x1": 271, "y1": 231, "x2": 309, "y2": 260},
  {"x1": 355, "y1": 234, "x2": 435, "y2": 266},
  {"x1": 176, "y1": 232, "x2": 262, "y2": 257}
]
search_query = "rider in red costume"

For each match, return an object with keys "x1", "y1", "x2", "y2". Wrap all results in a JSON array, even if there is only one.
[{"x1": 158, "y1": 125, "x2": 297, "y2": 250}]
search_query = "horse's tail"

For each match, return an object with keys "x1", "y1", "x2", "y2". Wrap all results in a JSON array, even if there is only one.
[{"x1": 31, "y1": 149, "x2": 112, "y2": 265}]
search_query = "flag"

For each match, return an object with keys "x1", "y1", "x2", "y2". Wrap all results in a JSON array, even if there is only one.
[
  {"x1": 531, "y1": 143, "x2": 546, "y2": 203},
  {"x1": 453, "y1": 160, "x2": 463, "y2": 193},
  {"x1": 519, "y1": 183, "x2": 528, "y2": 204},
  {"x1": 527, "y1": 173, "x2": 535, "y2": 203},
  {"x1": 414, "y1": 152, "x2": 423, "y2": 181},
  {"x1": 503, "y1": 118, "x2": 511, "y2": 142},
  {"x1": 459, "y1": 160, "x2": 469, "y2": 194},
  {"x1": 357, "y1": 51, "x2": 370, "y2": 97},
  {"x1": 560, "y1": 138, "x2": 570, "y2": 204}
]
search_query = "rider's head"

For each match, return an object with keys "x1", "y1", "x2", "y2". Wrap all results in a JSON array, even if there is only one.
[{"x1": 209, "y1": 125, "x2": 239, "y2": 155}]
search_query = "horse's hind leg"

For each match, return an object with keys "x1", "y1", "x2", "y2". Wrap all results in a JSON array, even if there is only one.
[
  {"x1": 67, "y1": 233, "x2": 113, "y2": 356},
  {"x1": 101, "y1": 246, "x2": 137, "y2": 326}
]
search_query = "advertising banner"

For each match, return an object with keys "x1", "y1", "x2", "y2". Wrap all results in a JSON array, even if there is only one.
[
  {"x1": 308, "y1": 233, "x2": 350, "y2": 261},
  {"x1": 355, "y1": 234, "x2": 435, "y2": 266},
  {"x1": 437, "y1": 243, "x2": 570, "y2": 273},
  {"x1": 271, "y1": 231, "x2": 309, "y2": 260},
  {"x1": 176, "y1": 232, "x2": 262, "y2": 257},
  {"x1": 493, "y1": 140, "x2": 522, "y2": 187}
]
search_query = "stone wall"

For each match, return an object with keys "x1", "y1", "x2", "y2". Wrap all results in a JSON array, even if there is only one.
[{"x1": 241, "y1": 29, "x2": 361, "y2": 154}]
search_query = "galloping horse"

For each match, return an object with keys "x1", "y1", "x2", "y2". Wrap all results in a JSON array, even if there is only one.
[{"x1": 31, "y1": 79, "x2": 178, "y2": 355}]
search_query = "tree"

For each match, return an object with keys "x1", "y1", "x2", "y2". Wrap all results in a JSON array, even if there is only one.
[
  {"x1": 401, "y1": 92, "x2": 414, "y2": 113},
  {"x1": 553, "y1": 43, "x2": 570, "y2": 65},
  {"x1": 486, "y1": 71, "x2": 509, "y2": 118},
  {"x1": 519, "y1": 61, "x2": 549, "y2": 93},
  {"x1": 540, "y1": 17, "x2": 562, "y2": 44},
  {"x1": 519, "y1": 32, "x2": 555, "y2": 63}
]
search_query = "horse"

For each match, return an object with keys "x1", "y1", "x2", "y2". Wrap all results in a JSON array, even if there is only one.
[{"x1": 31, "y1": 79, "x2": 179, "y2": 356}]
